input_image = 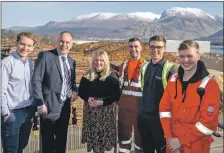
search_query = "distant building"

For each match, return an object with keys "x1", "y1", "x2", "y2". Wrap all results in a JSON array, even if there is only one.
[
  {"x1": 166, "y1": 40, "x2": 211, "y2": 55},
  {"x1": 74, "y1": 40, "x2": 99, "y2": 44}
]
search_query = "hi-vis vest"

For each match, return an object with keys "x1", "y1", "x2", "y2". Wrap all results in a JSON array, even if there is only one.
[
  {"x1": 119, "y1": 60, "x2": 148, "y2": 97},
  {"x1": 141, "y1": 61, "x2": 175, "y2": 90}
]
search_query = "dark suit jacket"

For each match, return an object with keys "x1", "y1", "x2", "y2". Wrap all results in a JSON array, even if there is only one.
[{"x1": 32, "y1": 49, "x2": 77, "y2": 121}]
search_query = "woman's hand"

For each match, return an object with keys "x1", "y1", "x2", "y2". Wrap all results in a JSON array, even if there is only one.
[{"x1": 88, "y1": 97, "x2": 103, "y2": 108}]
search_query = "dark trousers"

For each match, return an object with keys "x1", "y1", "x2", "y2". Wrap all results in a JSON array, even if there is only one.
[
  {"x1": 118, "y1": 108, "x2": 142, "y2": 153},
  {"x1": 1, "y1": 105, "x2": 35, "y2": 153},
  {"x1": 137, "y1": 114, "x2": 166, "y2": 153},
  {"x1": 40, "y1": 100, "x2": 70, "y2": 153}
]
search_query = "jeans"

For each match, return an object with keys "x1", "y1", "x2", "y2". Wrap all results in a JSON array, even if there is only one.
[{"x1": 1, "y1": 106, "x2": 35, "y2": 153}]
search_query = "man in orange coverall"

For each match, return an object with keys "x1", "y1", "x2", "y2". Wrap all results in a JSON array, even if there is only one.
[
  {"x1": 118, "y1": 37, "x2": 147, "y2": 153},
  {"x1": 159, "y1": 40, "x2": 220, "y2": 153}
]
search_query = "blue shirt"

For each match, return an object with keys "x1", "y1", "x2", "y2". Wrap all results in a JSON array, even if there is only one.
[{"x1": 1, "y1": 51, "x2": 33, "y2": 116}]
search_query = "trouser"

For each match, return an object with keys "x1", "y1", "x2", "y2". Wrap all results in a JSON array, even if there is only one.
[
  {"x1": 40, "y1": 100, "x2": 70, "y2": 153},
  {"x1": 137, "y1": 114, "x2": 166, "y2": 153},
  {"x1": 1, "y1": 105, "x2": 35, "y2": 153},
  {"x1": 118, "y1": 108, "x2": 143, "y2": 153}
]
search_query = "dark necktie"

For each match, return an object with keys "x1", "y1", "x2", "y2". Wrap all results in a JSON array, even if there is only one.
[{"x1": 61, "y1": 56, "x2": 72, "y2": 99}]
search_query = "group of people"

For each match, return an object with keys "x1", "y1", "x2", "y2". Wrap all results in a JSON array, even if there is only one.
[{"x1": 1, "y1": 31, "x2": 220, "y2": 153}]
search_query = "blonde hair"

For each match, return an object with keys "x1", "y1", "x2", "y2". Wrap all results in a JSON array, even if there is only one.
[
  {"x1": 86, "y1": 50, "x2": 110, "y2": 81},
  {"x1": 17, "y1": 32, "x2": 38, "y2": 45}
]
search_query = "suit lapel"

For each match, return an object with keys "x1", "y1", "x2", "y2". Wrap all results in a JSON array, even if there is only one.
[{"x1": 52, "y1": 49, "x2": 63, "y2": 79}]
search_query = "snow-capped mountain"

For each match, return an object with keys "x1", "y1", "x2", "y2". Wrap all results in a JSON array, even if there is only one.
[
  {"x1": 71, "y1": 12, "x2": 118, "y2": 20},
  {"x1": 109, "y1": 14, "x2": 134, "y2": 20},
  {"x1": 160, "y1": 7, "x2": 215, "y2": 20},
  {"x1": 127, "y1": 12, "x2": 161, "y2": 21},
  {"x1": 70, "y1": 12, "x2": 160, "y2": 21},
  {"x1": 6, "y1": 7, "x2": 223, "y2": 41}
]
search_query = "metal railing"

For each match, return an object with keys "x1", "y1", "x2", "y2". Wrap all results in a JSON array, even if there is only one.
[
  {"x1": 23, "y1": 126, "x2": 87, "y2": 153},
  {"x1": 217, "y1": 112, "x2": 223, "y2": 133},
  {"x1": 1, "y1": 126, "x2": 87, "y2": 153},
  {"x1": 1, "y1": 112, "x2": 223, "y2": 153}
]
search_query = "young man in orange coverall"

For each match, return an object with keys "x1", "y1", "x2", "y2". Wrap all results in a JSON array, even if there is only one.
[
  {"x1": 118, "y1": 37, "x2": 147, "y2": 153},
  {"x1": 159, "y1": 40, "x2": 220, "y2": 153}
]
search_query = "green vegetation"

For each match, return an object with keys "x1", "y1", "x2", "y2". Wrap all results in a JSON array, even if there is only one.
[{"x1": 1, "y1": 29, "x2": 18, "y2": 40}]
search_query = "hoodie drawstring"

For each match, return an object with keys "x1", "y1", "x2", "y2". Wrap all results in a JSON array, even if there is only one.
[{"x1": 174, "y1": 77, "x2": 188, "y2": 103}]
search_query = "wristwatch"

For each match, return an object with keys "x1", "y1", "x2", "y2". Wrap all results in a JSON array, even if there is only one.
[{"x1": 3, "y1": 114, "x2": 8, "y2": 117}]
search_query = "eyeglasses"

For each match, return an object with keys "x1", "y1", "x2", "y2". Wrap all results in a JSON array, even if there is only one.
[{"x1": 149, "y1": 45, "x2": 164, "y2": 50}]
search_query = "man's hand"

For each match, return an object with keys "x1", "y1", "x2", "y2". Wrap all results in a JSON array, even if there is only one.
[
  {"x1": 167, "y1": 137, "x2": 182, "y2": 152},
  {"x1": 173, "y1": 148, "x2": 183, "y2": 153},
  {"x1": 3, "y1": 113, "x2": 10, "y2": 122},
  {"x1": 71, "y1": 92, "x2": 78, "y2": 102},
  {"x1": 37, "y1": 105, "x2": 48, "y2": 115}
]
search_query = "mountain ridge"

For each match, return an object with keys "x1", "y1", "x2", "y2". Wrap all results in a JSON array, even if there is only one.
[{"x1": 6, "y1": 7, "x2": 223, "y2": 41}]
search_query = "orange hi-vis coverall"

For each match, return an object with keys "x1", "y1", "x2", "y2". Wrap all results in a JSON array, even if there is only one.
[
  {"x1": 118, "y1": 58, "x2": 147, "y2": 153},
  {"x1": 159, "y1": 62, "x2": 220, "y2": 153}
]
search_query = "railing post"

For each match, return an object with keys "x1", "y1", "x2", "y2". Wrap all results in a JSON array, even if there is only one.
[
  {"x1": 114, "y1": 104, "x2": 118, "y2": 153},
  {"x1": 39, "y1": 126, "x2": 42, "y2": 153}
]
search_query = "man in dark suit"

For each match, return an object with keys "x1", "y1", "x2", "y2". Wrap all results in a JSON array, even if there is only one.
[{"x1": 32, "y1": 31, "x2": 78, "y2": 153}]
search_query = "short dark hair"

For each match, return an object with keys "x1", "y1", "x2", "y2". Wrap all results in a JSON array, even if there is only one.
[
  {"x1": 178, "y1": 40, "x2": 199, "y2": 51},
  {"x1": 128, "y1": 37, "x2": 141, "y2": 43},
  {"x1": 16, "y1": 32, "x2": 37, "y2": 45},
  {"x1": 60, "y1": 31, "x2": 73, "y2": 38},
  {"x1": 149, "y1": 35, "x2": 166, "y2": 46}
]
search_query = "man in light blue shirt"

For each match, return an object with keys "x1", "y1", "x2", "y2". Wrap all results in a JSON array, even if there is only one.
[{"x1": 1, "y1": 32, "x2": 37, "y2": 153}]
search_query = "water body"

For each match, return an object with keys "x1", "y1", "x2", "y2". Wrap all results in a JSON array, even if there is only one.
[{"x1": 211, "y1": 45, "x2": 223, "y2": 54}]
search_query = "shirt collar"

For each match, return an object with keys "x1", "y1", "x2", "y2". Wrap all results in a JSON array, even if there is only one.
[
  {"x1": 57, "y1": 49, "x2": 68, "y2": 58},
  {"x1": 12, "y1": 51, "x2": 28, "y2": 63},
  {"x1": 151, "y1": 57, "x2": 166, "y2": 66}
]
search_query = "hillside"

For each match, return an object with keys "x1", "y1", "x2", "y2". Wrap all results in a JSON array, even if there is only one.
[{"x1": 200, "y1": 29, "x2": 223, "y2": 43}]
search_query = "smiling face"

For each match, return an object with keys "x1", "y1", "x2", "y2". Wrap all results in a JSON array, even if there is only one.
[
  {"x1": 93, "y1": 55, "x2": 105, "y2": 72},
  {"x1": 16, "y1": 36, "x2": 35, "y2": 60},
  {"x1": 128, "y1": 40, "x2": 142, "y2": 60},
  {"x1": 178, "y1": 47, "x2": 200, "y2": 71},
  {"x1": 148, "y1": 40, "x2": 165, "y2": 62},
  {"x1": 57, "y1": 33, "x2": 73, "y2": 55}
]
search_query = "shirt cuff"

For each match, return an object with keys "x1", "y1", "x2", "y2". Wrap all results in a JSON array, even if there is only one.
[
  {"x1": 37, "y1": 104, "x2": 45, "y2": 109},
  {"x1": 1, "y1": 107, "x2": 10, "y2": 117},
  {"x1": 73, "y1": 86, "x2": 78, "y2": 92}
]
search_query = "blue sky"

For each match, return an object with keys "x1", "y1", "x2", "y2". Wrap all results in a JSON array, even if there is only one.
[{"x1": 2, "y1": 2, "x2": 223, "y2": 28}]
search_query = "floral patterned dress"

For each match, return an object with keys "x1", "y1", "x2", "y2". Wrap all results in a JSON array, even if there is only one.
[{"x1": 78, "y1": 71, "x2": 120, "y2": 153}]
